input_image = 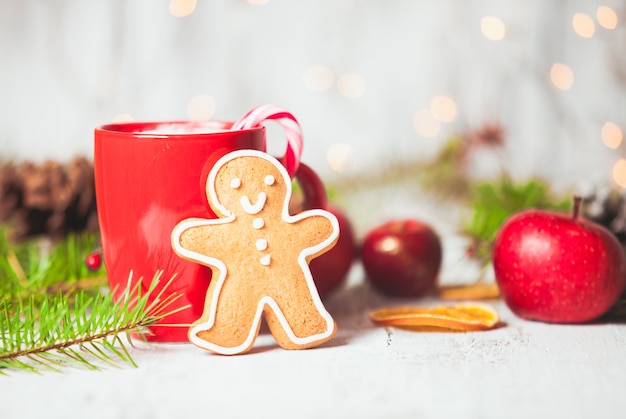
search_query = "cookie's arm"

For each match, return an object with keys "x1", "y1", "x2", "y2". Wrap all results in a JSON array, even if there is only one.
[
  {"x1": 171, "y1": 217, "x2": 234, "y2": 268},
  {"x1": 290, "y1": 209, "x2": 340, "y2": 261}
]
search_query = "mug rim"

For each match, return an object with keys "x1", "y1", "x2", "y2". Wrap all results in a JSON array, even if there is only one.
[{"x1": 95, "y1": 120, "x2": 263, "y2": 138}]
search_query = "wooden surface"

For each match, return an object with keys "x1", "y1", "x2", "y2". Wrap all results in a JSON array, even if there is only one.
[{"x1": 2, "y1": 272, "x2": 626, "y2": 419}]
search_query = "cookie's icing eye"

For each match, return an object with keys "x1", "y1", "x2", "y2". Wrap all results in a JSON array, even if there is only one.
[
  {"x1": 230, "y1": 178, "x2": 241, "y2": 189},
  {"x1": 264, "y1": 175, "x2": 275, "y2": 186}
]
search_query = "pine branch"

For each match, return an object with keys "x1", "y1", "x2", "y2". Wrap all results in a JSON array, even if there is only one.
[
  {"x1": 0, "y1": 271, "x2": 189, "y2": 373},
  {"x1": 327, "y1": 136, "x2": 471, "y2": 202},
  {"x1": 0, "y1": 228, "x2": 105, "y2": 306},
  {"x1": 462, "y1": 175, "x2": 571, "y2": 273}
]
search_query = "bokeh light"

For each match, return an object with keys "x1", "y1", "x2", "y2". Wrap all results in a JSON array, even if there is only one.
[
  {"x1": 613, "y1": 159, "x2": 626, "y2": 188},
  {"x1": 572, "y1": 13, "x2": 595, "y2": 38},
  {"x1": 247, "y1": 0, "x2": 270, "y2": 5},
  {"x1": 597, "y1": 6, "x2": 618, "y2": 29},
  {"x1": 430, "y1": 95, "x2": 457, "y2": 122},
  {"x1": 601, "y1": 121, "x2": 623, "y2": 149},
  {"x1": 303, "y1": 65, "x2": 335, "y2": 92},
  {"x1": 550, "y1": 63, "x2": 574, "y2": 90},
  {"x1": 187, "y1": 95, "x2": 216, "y2": 121},
  {"x1": 169, "y1": 0, "x2": 197, "y2": 17},
  {"x1": 413, "y1": 109, "x2": 441, "y2": 138},
  {"x1": 480, "y1": 16, "x2": 506, "y2": 41},
  {"x1": 337, "y1": 73, "x2": 366, "y2": 98},
  {"x1": 327, "y1": 142, "x2": 356, "y2": 172}
]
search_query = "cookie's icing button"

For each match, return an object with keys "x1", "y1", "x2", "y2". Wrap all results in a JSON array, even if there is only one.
[
  {"x1": 253, "y1": 218, "x2": 265, "y2": 229},
  {"x1": 256, "y1": 238, "x2": 268, "y2": 251},
  {"x1": 230, "y1": 178, "x2": 241, "y2": 189},
  {"x1": 264, "y1": 175, "x2": 275, "y2": 185},
  {"x1": 260, "y1": 254, "x2": 271, "y2": 266}
]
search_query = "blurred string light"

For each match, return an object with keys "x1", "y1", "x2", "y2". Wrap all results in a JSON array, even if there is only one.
[
  {"x1": 572, "y1": 13, "x2": 595, "y2": 38},
  {"x1": 430, "y1": 95, "x2": 457, "y2": 122},
  {"x1": 480, "y1": 16, "x2": 506, "y2": 41},
  {"x1": 337, "y1": 73, "x2": 366, "y2": 98},
  {"x1": 412, "y1": 95, "x2": 457, "y2": 138},
  {"x1": 302, "y1": 65, "x2": 335, "y2": 92},
  {"x1": 597, "y1": 6, "x2": 618, "y2": 29},
  {"x1": 169, "y1": 0, "x2": 197, "y2": 17},
  {"x1": 601, "y1": 121, "x2": 623, "y2": 149},
  {"x1": 413, "y1": 109, "x2": 441, "y2": 138},
  {"x1": 326, "y1": 142, "x2": 356, "y2": 172},
  {"x1": 111, "y1": 113, "x2": 133, "y2": 123},
  {"x1": 550, "y1": 63, "x2": 574, "y2": 90},
  {"x1": 187, "y1": 95, "x2": 216, "y2": 121},
  {"x1": 613, "y1": 159, "x2": 626, "y2": 188},
  {"x1": 247, "y1": 0, "x2": 270, "y2": 5}
]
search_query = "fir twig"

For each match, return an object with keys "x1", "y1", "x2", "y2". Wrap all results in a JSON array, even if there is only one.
[
  {"x1": 0, "y1": 271, "x2": 189, "y2": 373},
  {"x1": 0, "y1": 228, "x2": 105, "y2": 306},
  {"x1": 327, "y1": 136, "x2": 471, "y2": 202},
  {"x1": 462, "y1": 175, "x2": 571, "y2": 274}
]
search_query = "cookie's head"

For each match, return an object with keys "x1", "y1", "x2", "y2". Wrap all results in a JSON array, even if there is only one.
[{"x1": 207, "y1": 150, "x2": 291, "y2": 218}]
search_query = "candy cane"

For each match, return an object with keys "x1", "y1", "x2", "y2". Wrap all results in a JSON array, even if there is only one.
[{"x1": 232, "y1": 104, "x2": 303, "y2": 177}]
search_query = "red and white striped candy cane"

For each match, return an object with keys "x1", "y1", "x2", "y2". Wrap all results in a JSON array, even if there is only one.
[{"x1": 232, "y1": 104, "x2": 303, "y2": 177}]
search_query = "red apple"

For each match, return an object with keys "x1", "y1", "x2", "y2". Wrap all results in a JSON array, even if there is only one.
[
  {"x1": 493, "y1": 197, "x2": 626, "y2": 323},
  {"x1": 310, "y1": 205, "x2": 357, "y2": 297},
  {"x1": 362, "y1": 219, "x2": 442, "y2": 297}
]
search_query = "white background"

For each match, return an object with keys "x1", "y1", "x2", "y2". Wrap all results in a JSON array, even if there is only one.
[{"x1": 1, "y1": 0, "x2": 624, "y2": 192}]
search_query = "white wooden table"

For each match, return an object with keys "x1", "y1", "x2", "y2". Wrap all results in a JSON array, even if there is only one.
[
  {"x1": 2, "y1": 269, "x2": 625, "y2": 419},
  {"x1": 2, "y1": 186, "x2": 625, "y2": 419}
]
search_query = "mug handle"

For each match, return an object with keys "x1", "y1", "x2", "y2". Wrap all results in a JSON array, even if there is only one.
[{"x1": 292, "y1": 162, "x2": 328, "y2": 211}]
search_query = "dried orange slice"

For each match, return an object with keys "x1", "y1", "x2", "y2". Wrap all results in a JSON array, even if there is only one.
[
  {"x1": 369, "y1": 303, "x2": 500, "y2": 332},
  {"x1": 437, "y1": 282, "x2": 500, "y2": 301}
]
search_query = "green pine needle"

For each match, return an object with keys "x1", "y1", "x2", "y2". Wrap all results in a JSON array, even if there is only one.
[
  {"x1": 462, "y1": 175, "x2": 571, "y2": 269},
  {"x1": 0, "y1": 271, "x2": 189, "y2": 374},
  {"x1": 0, "y1": 228, "x2": 106, "y2": 306}
]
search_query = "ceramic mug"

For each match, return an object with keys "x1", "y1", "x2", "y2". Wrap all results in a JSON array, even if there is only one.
[{"x1": 94, "y1": 117, "x2": 326, "y2": 342}]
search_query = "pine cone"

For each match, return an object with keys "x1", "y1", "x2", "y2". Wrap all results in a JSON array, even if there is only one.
[
  {"x1": 0, "y1": 156, "x2": 98, "y2": 242},
  {"x1": 582, "y1": 188, "x2": 626, "y2": 245},
  {"x1": 0, "y1": 162, "x2": 21, "y2": 221}
]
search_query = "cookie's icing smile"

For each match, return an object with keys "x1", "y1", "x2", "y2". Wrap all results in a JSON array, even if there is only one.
[{"x1": 240, "y1": 192, "x2": 267, "y2": 214}]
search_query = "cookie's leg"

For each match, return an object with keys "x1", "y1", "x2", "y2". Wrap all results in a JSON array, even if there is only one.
[
  {"x1": 188, "y1": 281, "x2": 263, "y2": 355},
  {"x1": 263, "y1": 281, "x2": 336, "y2": 350}
]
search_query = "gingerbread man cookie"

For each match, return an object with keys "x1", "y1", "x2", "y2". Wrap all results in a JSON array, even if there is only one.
[{"x1": 171, "y1": 149, "x2": 339, "y2": 355}]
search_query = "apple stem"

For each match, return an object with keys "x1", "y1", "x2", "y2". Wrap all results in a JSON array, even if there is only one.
[{"x1": 572, "y1": 196, "x2": 582, "y2": 221}]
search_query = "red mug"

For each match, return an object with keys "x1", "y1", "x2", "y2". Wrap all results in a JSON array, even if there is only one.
[{"x1": 94, "y1": 119, "x2": 326, "y2": 342}]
